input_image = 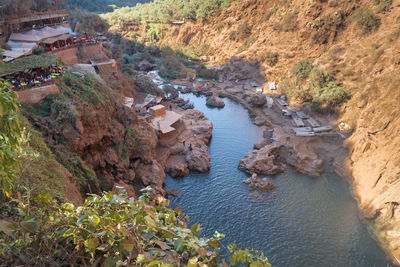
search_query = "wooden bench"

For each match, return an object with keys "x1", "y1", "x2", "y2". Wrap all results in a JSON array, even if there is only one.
[{"x1": 293, "y1": 117, "x2": 305, "y2": 127}]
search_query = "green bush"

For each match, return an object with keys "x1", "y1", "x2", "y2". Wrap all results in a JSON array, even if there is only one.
[
  {"x1": 196, "y1": 66, "x2": 217, "y2": 79},
  {"x1": 0, "y1": 190, "x2": 270, "y2": 266},
  {"x1": 32, "y1": 47, "x2": 45, "y2": 55},
  {"x1": 158, "y1": 55, "x2": 189, "y2": 80},
  {"x1": 262, "y1": 51, "x2": 279, "y2": 66},
  {"x1": 237, "y1": 37, "x2": 256, "y2": 53},
  {"x1": 229, "y1": 30, "x2": 237, "y2": 40},
  {"x1": 351, "y1": 7, "x2": 381, "y2": 34},
  {"x1": 0, "y1": 87, "x2": 22, "y2": 195},
  {"x1": 273, "y1": 11, "x2": 298, "y2": 32},
  {"x1": 312, "y1": 11, "x2": 345, "y2": 44},
  {"x1": 132, "y1": 76, "x2": 165, "y2": 96},
  {"x1": 374, "y1": 0, "x2": 392, "y2": 13},
  {"x1": 237, "y1": 22, "x2": 252, "y2": 40},
  {"x1": 292, "y1": 59, "x2": 314, "y2": 79},
  {"x1": 264, "y1": 7, "x2": 278, "y2": 21},
  {"x1": 310, "y1": 68, "x2": 350, "y2": 108}
]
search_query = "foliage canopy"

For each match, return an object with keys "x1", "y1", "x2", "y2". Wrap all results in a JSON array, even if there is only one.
[{"x1": 0, "y1": 189, "x2": 271, "y2": 266}]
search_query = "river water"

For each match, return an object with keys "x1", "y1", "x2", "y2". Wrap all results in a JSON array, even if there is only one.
[{"x1": 164, "y1": 93, "x2": 388, "y2": 266}]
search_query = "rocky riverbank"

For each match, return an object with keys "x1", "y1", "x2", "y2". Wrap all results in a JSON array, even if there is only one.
[{"x1": 175, "y1": 58, "x2": 347, "y2": 180}]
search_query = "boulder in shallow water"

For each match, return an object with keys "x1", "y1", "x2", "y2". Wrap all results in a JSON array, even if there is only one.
[
  {"x1": 185, "y1": 148, "x2": 210, "y2": 172},
  {"x1": 243, "y1": 173, "x2": 275, "y2": 191},
  {"x1": 206, "y1": 96, "x2": 225, "y2": 108},
  {"x1": 238, "y1": 144, "x2": 284, "y2": 175},
  {"x1": 166, "y1": 161, "x2": 189, "y2": 178},
  {"x1": 249, "y1": 93, "x2": 267, "y2": 107}
]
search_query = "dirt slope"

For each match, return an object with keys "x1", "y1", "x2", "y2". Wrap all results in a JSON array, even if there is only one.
[{"x1": 116, "y1": 0, "x2": 400, "y2": 262}]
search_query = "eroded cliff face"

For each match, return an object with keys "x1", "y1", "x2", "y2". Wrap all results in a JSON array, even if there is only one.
[
  {"x1": 24, "y1": 73, "x2": 161, "y2": 197},
  {"x1": 344, "y1": 75, "x2": 400, "y2": 262},
  {"x1": 114, "y1": 0, "x2": 400, "y2": 261}
]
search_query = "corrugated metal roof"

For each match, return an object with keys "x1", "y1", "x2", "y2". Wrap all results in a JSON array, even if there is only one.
[{"x1": 9, "y1": 26, "x2": 67, "y2": 42}]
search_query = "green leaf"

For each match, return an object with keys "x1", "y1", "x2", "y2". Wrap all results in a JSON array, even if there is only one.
[
  {"x1": 88, "y1": 214, "x2": 100, "y2": 228},
  {"x1": 20, "y1": 218, "x2": 40, "y2": 233},
  {"x1": 136, "y1": 254, "x2": 149, "y2": 264},
  {"x1": 190, "y1": 223, "x2": 201, "y2": 235},
  {"x1": 174, "y1": 238, "x2": 184, "y2": 252},
  {"x1": 84, "y1": 238, "x2": 99, "y2": 250},
  {"x1": 188, "y1": 257, "x2": 198, "y2": 267},
  {"x1": 0, "y1": 219, "x2": 14, "y2": 235}
]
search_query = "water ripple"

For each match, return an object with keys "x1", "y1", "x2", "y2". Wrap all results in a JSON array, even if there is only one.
[{"x1": 165, "y1": 94, "x2": 388, "y2": 266}]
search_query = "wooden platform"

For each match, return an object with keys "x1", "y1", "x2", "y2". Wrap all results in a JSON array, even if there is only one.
[
  {"x1": 307, "y1": 117, "x2": 320, "y2": 128},
  {"x1": 294, "y1": 131, "x2": 315, "y2": 137},
  {"x1": 276, "y1": 98, "x2": 288, "y2": 106},
  {"x1": 296, "y1": 111, "x2": 309, "y2": 119},
  {"x1": 313, "y1": 126, "x2": 333, "y2": 133},
  {"x1": 293, "y1": 127, "x2": 312, "y2": 133},
  {"x1": 293, "y1": 117, "x2": 305, "y2": 127}
]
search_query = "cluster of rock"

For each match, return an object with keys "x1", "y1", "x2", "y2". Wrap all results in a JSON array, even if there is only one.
[
  {"x1": 164, "y1": 109, "x2": 213, "y2": 179},
  {"x1": 242, "y1": 173, "x2": 275, "y2": 191}
]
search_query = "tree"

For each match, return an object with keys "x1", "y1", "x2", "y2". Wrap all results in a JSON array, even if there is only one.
[
  {"x1": 68, "y1": 9, "x2": 109, "y2": 34},
  {"x1": 0, "y1": 85, "x2": 22, "y2": 196}
]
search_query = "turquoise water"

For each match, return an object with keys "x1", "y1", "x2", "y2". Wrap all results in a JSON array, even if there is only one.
[{"x1": 164, "y1": 94, "x2": 389, "y2": 266}]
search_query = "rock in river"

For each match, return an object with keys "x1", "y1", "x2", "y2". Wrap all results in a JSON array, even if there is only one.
[
  {"x1": 238, "y1": 144, "x2": 284, "y2": 175},
  {"x1": 185, "y1": 148, "x2": 211, "y2": 172},
  {"x1": 249, "y1": 93, "x2": 267, "y2": 107},
  {"x1": 206, "y1": 95, "x2": 225, "y2": 108},
  {"x1": 243, "y1": 173, "x2": 275, "y2": 191}
]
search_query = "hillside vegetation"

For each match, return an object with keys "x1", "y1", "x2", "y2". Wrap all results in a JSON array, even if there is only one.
[{"x1": 102, "y1": 0, "x2": 231, "y2": 24}]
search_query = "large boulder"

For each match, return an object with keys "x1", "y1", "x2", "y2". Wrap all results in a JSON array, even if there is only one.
[
  {"x1": 206, "y1": 96, "x2": 225, "y2": 108},
  {"x1": 238, "y1": 144, "x2": 284, "y2": 175},
  {"x1": 243, "y1": 173, "x2": 275, "y2": 191},
  {"x1": 249, "y1": 93, "x2": 267, "y2": 107},
  {"x1": 136, "y1": 160, "x2": 166, "y2": 195},
  {"x1": 166, "y1": 161, "x2": 189, "y2": 178},
  {"x1": 185, "y1": 148, "x2": 210, "y2": 172}
]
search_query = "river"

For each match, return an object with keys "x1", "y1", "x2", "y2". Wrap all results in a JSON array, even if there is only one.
[{"x1": 164, "y1": 93, "x2": 388, "y2": 266}]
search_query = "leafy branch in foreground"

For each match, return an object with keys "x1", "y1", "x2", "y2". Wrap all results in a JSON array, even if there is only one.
[
  {"x1": 0, "y1": 84, "x2": 22, "y2": 196},
  {"x1": 0, "y1": 187, "x2": 270, "y2": 266}
]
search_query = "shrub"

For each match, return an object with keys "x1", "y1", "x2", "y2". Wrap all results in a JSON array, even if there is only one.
[
  {"x1": 196, "y1": 66, "x2": 217, "y2": 79},
  {"x1": 292, "y1": 59, "x2": 314, "y2": 79},
  {"x1": 351, "y1": 7, "x2": 381, "y2": 34},
  {"x1": 273, "y1": 11, "x2": 298, "y2": 32},
  {"x1": 264, "y1": 7, "x2": 278, "y2": 21},
  {"x1": 312, "y1": 11, "x2": 345, "y2": 44},
  {"x1": 32, "y1": 47, "x2": 45, "y2": 55},
  {"x1": 374, "y1": 0, "x2": 392, "y2": 13},
  {"x1": 237, "y1": 22, "x2": 252, "y2": 40},
  {"x1": 158, "y1": 55, "x2": 189, "y2": 80},
  {"x1": 229, "y1": 30, "x2": 237, "y2": 40},
  {"x1": 262, "y1": 51, "x2": 279, "y2": 66},
  {"x1": 328, "y1": 0, "x2": 338, "y2": 7},
  {"x1": 132, "y1": 76, "x2": 164, "y2": 96},
  {"x1": 313, "y1": 81, "x2": 350, "y2": 108},
  {"x1": 309, "y1": 68, "x2": 350, "y2": 108},
  {"x1": 0, "y1": 190, "x2": 270, "y2": 266},
  {"x1": 237, "y1": 37, "x2": 256, "y2": 54}
]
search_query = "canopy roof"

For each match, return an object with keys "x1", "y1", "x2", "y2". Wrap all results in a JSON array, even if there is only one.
[
  {"x1": 41, "y1": 33, "x2": 73, "y2": 44},
  {"x1": 0, "y1": 55, "x2": 59, "y2": 76},
  {"x1": 152, "y1": 110, "x2": 182, "y2": 134},
  {"x1": 3, "y1": 48, "x2": 33, "y2": 62},
  {"x1": 9, "y1": 26, "x2": 67, "y2": 43}
]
